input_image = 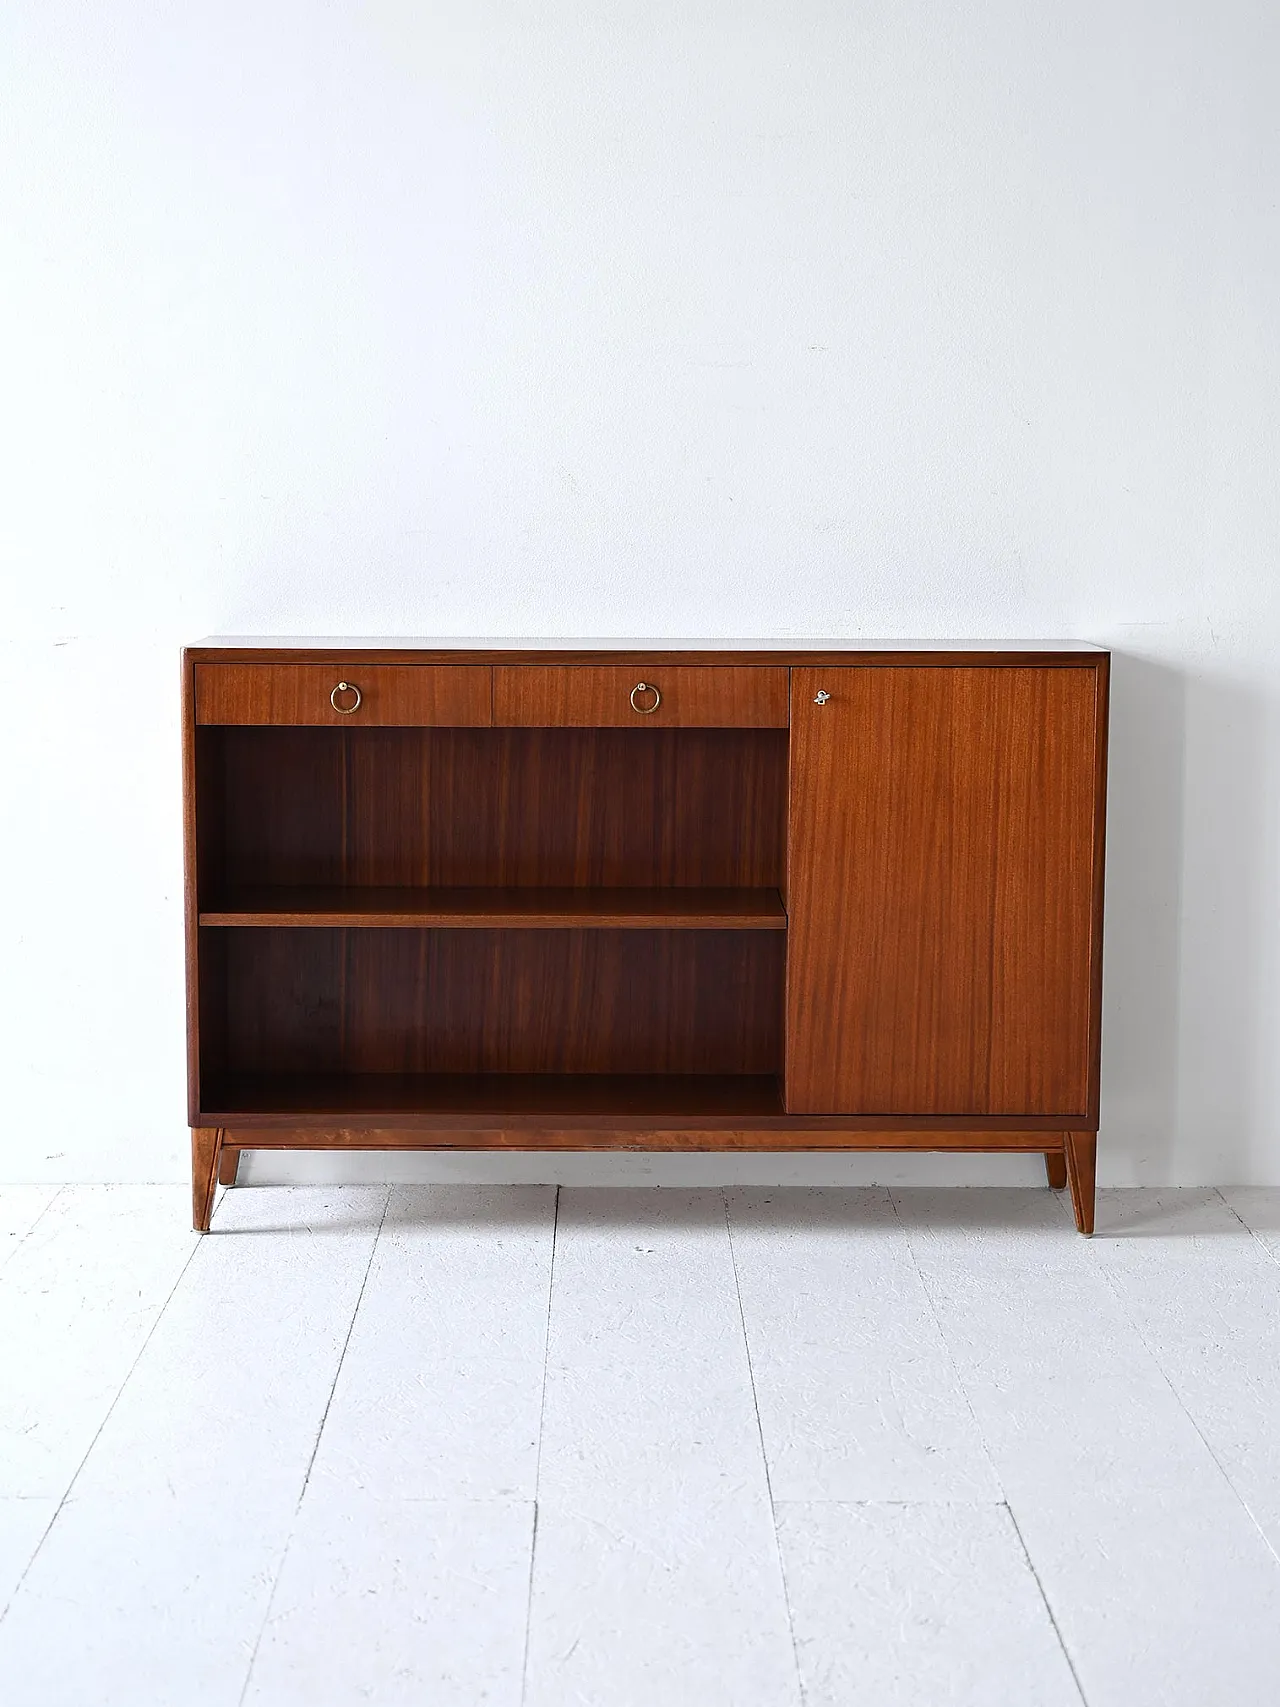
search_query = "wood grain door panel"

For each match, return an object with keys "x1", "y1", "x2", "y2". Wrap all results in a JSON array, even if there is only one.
[
  {"x1": 194, "y1": 665, "x2": 492, "y2": 726},
  {"x1": 785, "y1": 666, "x2": 1100, "y2": 1116},
  {"x1": 493, "y1": 665, "x2": 788, "y2": 727}
]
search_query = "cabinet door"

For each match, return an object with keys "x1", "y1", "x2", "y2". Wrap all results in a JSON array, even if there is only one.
[{"x1": 786, "y1": 666, "x2": 1102, "y2": 1116}]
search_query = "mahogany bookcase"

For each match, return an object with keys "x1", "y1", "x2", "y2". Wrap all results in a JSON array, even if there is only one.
[{"x1": 183, "y1": 642, "x2": 1108, "y2": 1234}]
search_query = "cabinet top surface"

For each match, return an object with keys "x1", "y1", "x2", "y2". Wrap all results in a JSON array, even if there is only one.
[{"x1": 189, "y1": 636, "x2": 1107, "y2": 661}]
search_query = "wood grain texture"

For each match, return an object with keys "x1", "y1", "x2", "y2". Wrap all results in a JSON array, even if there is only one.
[
  {"x1": 199, "y1": 885, "x2": 786, "y2": 930},
  {"x1": 786, "y1": 665, "x2": 1100, "y2": 1116},
  {"x1": 182, "y1": 657, "x2": 202, "y2": 1122},
  {"x1": 198, "y1": 1119, "x2": 1067, "y2": 1148},
  {"x1": 191, "y1": 1126, "x2": 221, "y2": 1231},
  {"x1": 195, "y1": 927, "x2": 229, "y2": 1091},
  {"x1": 217, "y1": 927, "x2": 784, "y2": 1077},
  {"x1": 1086, "y1": 655, "x2": 1111, "y2": 1126},
  {"x1": 493, "y1": 665, "x2": 788, "y2": 727},
  {"x1": 1044, "y1": 1152, "x2": 1068, "y2": 1190},
  {"x1": 217, "y1": 1146, "x2": 241, "y2": 1186},
  {"x1": 194, "y1": 664, "x2": 491, "y2": 726},
  {"x1": 208, "y1": 727, "x2": 787, "y2": 891},
  {"x1": 1065, "y1": 1131, "x2": 1097, "y2": 1234}
]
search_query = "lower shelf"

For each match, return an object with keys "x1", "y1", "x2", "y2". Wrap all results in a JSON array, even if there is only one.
[
  {"x1": 200, "y1": 1072, "x2": 786, "y2": 1124},
  {"x1": 198, "y1": 1072, "x2": 1078, "y2": 1138}
]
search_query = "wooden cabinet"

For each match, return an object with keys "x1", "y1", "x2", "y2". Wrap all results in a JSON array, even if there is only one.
[{"x1": 183, "y1": 645, "x2": 1107, "y2": 1236}]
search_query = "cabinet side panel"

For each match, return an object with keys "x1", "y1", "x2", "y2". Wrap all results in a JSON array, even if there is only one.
[
  {"x1": 1087, "y1": 655, "x2": 1110, "y2": 1125},
  {"x1": 182, "y1": 655, "x2": 200, "y2": 1120},
  {"x1": 785, "y1": 666, "x2": 1098, "y2": 1116}
]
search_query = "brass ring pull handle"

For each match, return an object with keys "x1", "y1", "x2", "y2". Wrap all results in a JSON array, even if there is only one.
[
  {"x1": 330, "y1": 681, "x2": 362, "y2": 714},
  {"x1": 629, "y1": 681, "x2": 661, "y2": 715}
]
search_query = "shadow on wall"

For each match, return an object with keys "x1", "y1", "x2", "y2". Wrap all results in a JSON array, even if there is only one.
[
  {"x1": 1169, "y1": 660, "x2": 1273, "y2": 1184},
  {"x1": 1098, "y1": 652, "x2": 1185, "y2": 1182},
  {"x1": 1101, "y1": 652, "x2": 1271, "y2": 1184}
]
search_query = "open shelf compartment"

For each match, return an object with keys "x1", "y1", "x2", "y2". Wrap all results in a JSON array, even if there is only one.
[
  {"x1": 196, "y1": 925, "x2": 786, "y2": 1115},
  {"x1": 195, "y1": 724, "x2": 788, "y2": 897},
  {"x1": 193, "y1": 722, "x2": 790, "y2": 1127},
  {"x1": 200, "y1": 1071, "x2": 786, "y2": 1124}
]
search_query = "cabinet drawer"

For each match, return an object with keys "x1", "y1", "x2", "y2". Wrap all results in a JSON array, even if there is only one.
[
  {"x1": 194, "y1": 665, "x2": 492, "y2": 726},
  {"x1": 493, "y1": 666, "x2": 789, "y2": 727}
]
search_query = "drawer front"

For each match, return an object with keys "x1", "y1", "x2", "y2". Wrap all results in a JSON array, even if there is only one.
[
  {"x1": 194, "y1": 665, "x2": 492, "y2": 726},
  {"x1": 493, "y1": 666, "x2": 789, "y2": 727}
]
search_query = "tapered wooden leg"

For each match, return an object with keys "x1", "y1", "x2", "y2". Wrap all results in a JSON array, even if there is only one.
[
  {"x1": 1064, "y1": 1132, "x2": 1097, "y2": 1236},
  {"x1": 1044, "y1": 1151, "x2": 1068, "y2": 1191},
  {"x1": 218, "y1": 1146, "x2": 241, "y2": 1188},
  {"x1": 192, "y1": 1127, "x2": 222, "y2": 1233}
]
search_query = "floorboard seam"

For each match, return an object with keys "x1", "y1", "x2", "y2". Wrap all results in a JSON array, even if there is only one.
[
  {"x1": 0, "y1": 1193, "x2": 203, "y2": 1627},
  {"x1": 519, "y1": 1182, "x2": 559, "y2": 1707},
  {"x1": 723, "y1": 1191, "x2": 807, "y2": 1707},
  {"x1": 1005, "y1": 1501, "x2": 1091, "y2": 1706},
  {"x1": 0, "y1": 1185, "x2": 65, "y2": 1281},
  {"x1": 1081, "y1": 1214, "x2": 1280, "y2": 1570},
  {"x1": 888, "y1": 1189, "x2": 1092, "y2": 1701},
  {"x1": 886, "y1": 1186, "x2": 1004, "y2": 1497},
  {"x1": 234, "y1": 1184, "x2": 392, "y2": 1707},
  {"x1": 1216, "y1": 1187, "x2": 1280, "y2": 1271}
]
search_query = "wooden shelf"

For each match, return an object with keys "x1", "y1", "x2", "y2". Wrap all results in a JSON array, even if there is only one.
[
  {"x1": 200, "y1": 885, "x2": 786, "y2": 930},
  {"x1": 201, "y1": 1072, "x2": 786, "y2": 1124}
]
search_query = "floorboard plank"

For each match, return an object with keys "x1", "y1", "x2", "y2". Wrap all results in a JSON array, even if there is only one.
[
  {"x1": 1219, "y1": 1186, "x2": 1280, "y2": 1265},
  {"x1": 892, "y1": 1190, "x2": 1280, "y2": 1707},
  {"x1": 0, "y1": 1187, "x2": 386, "y2": 1707},
  {"x1": 727, "y1": 1187, "x2": 999, "y2": 1501},
  {"x1": 1082, "y1": 1187, "x2": 1280, "y2": 1554},
  {"x1": 0, "y1": 1186, "x2": 198, "y2": 1500},
  {"x1": 243, "y1": 1491, "x2": 532, "y2": 1706},
  {"x1": 890, "y1": 1188, "x2": 1225, "y2": 1501},
  {"x1": 306, "y1": 1185, "x2": 556, "y2": 1500},
  {"x1": 525, "y1": 1188, "x2": 799, "y2": 1707},
  {"x1": 777, "y1": 1501, "x2": 1081, "y2": 1706},
  {"x1": 0, "y1": 1493, "x2": 297, "y2": 1707},
  {"x1": 64, "y1": 1186, "x2": 390, "y2": 1507},
  {"x1": 0, "y1": 1499, "x2": 57, "y2": 1615},
  {"x1": 0, "y1": 1188, "x2": 60, "y2": 1277},
  {"x1": 1011, "y1": 1485, "x2": 1280, "y2": 1707}
]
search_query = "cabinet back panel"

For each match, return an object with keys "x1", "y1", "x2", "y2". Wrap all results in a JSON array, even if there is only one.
[
  {"x1": 216, "y1": 928, "x2": 784, "y2": 1076},
  {"x1": 207, "y1": 727, "x2": 786, "y2": 893}
]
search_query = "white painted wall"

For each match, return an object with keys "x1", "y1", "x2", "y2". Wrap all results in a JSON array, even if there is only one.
[{"x1": 2, "y1": 1, "x2": 1277, "y2": 1185}]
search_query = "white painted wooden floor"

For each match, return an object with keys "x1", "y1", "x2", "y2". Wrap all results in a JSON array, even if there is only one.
[{"x1": 2, "y1": 1184, "x2": 1280, "y2": 1706}]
